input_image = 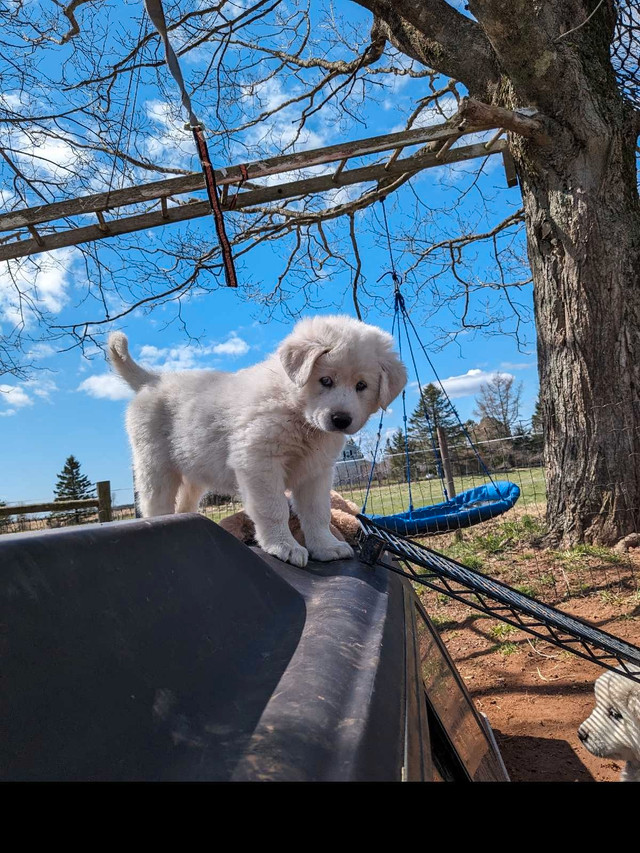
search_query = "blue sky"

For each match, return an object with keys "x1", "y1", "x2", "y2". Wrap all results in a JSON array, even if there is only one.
[{"x1": 0, "y1": 0, "x2": 538, "y2": 505}]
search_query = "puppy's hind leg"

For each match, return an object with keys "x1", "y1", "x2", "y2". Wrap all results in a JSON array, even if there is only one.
[
  {"x1": 175, "y1": 480, "x2": 203, "y2": 514},
  {"x1": 134, "y1": 462, "x2": 181, "y2": 517}
]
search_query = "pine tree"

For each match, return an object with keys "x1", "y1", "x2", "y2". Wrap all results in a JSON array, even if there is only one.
[
  {"x1": 53, "y1": 455, "x2": 95, "y2": 524},
  {"x1": 384, "y1": 428, "x2": 417, "y2": 482},
  {"x1": 407, "y1": 384, "x2": 469, "y2": 476},
  {"x1": 408, "y1": 385, "x2": 465, "y2": 446},
  {"x1": 531, "y1": 394, "x2": 543, "y2": 434},
  {"x1": 0, "y1": 499, "x2": 9, "y2": 532}
]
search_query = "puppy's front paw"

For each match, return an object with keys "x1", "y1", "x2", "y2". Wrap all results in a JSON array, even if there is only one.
[
  {"x1": 309, "y1": 540, "x2": 354, "y2": 562},
  {"x1": 265, "y1": 541, "x2": 309, "y2": 567}
]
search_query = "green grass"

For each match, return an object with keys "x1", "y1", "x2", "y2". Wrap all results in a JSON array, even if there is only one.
[
  {"x1": 550, "y1": 543, "x2": 624, "y2": 569},
  {"x1": 489, "y1": 622, "x2": 517, "y2": 640},
  {"x1": 435, "y1": 513, "x2": 544, "y2": 569},
  {"x1": 497, "y1": 641, "x2": 520, "y2": 656}
]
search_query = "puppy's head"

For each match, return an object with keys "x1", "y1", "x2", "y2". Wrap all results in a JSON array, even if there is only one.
[
  {"x1": 578, "y1": 666, "x2": 640, "y2": 762},
  {"x1": 279, "y1": 315, "x2": 407, "y2": 435}
]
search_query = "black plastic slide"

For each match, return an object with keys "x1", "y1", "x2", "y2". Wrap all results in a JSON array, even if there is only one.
[{"x1": 1, "y1": 514, "x2": 408, "y2": 781}]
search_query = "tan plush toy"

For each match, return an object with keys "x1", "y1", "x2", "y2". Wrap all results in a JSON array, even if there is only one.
[{"x1": 219, "y1": 490, "x2": 362, "y2": 549}]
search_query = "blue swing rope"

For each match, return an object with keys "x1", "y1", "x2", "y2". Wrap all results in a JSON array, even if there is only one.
[
  {"x1": 400, "y1": 307, "x2": 500, "y2": 491},
  {"x1": 381, "y1": 199, "x2": 447, "y2": 509},
  {"x1": 363, "y1": 197, "x2": 503, "y2": 521},
  {"x1": 361, "y1": 305, "x2": 399, "y2": 515},
  {"x1": 394, "y1": 292, "x2": 415, "y2": 515},
  {"x1": 396, "y1": 293, "x2": 449, "y2": 502}
]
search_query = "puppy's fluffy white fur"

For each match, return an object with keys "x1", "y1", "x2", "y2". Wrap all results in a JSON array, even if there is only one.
[
  {"x1": 578, "y1": 665, "x2": 640, "y2": 781},
  {"x1": 108, "y1": 315, "x2": 406, "y2": 567}
]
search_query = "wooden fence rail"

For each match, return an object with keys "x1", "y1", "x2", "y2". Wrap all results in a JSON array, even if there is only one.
[{"x1": 0, "y1": 480, "x2": 113, "y2": 524}]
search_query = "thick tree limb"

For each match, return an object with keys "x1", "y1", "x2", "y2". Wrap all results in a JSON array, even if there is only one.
[
  {"x1": 352, "y1": 0, "x2": 500, "y2": 97},
  {"x1": 458, "y1": 97, "x2": 553, "y2": 146},
  {"x1": 466, "y1": 0, "x2": 573, "y2": 111}
]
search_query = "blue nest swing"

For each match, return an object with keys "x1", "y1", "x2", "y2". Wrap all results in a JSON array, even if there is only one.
[
  {"x1": 361, "y1": 204, "x2": 520, "y2": 536},
  {"x1": 367, "y1": 480, "x2": 521, "y2": 537}
]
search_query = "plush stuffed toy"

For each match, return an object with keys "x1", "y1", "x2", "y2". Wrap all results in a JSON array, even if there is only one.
[{"x1": 219, "y1": 490, "x2": 362, "y2": 549}]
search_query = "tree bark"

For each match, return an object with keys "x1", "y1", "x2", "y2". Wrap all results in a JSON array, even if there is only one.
[
  {"x1": 515, "y1": 99, "x2": 640, "y2": 545},
  {"x1": 357, "y1": 0, "x2": 640, "y2": 545}
]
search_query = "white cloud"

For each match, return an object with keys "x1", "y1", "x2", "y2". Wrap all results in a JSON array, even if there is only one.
[
  {"x1": 411, "y1": 94, "x2": 459, "y2": 127},
  {"x1": 211, "y1": 334, "x2": 250, "y2": 356},
  {"x1": 142, "y1": 100, "x2": 195, "y2": 170},
  {"x1": 0, "y1": 383, "x2": 34, "y2": 409},
  {"x1": 77, "y1": 374, "x2": 133, "y2": 401},
  {"x1": 0, "y1": 377, "x2": 58, "y2": 415},
  {"x1": 13, "y1": 129, "x2": 82, "y2": 182},
  {"x1": 24, "y1": 378, "x2": 58, "y2": 400},
  {"x1": 440, "y1": 369, "x2": 515, "y2": 398},
  {"x1": 138, "y1": 333, "x2": 250, "y2": 370},
  {"x1": 410, "y1": 369, "x2": 516, "y2": 399},
  {"x1": 78, "y1": 333, "x2": 251, "y2": 400},
  {"x1": 27, "y1": 343, "x2": 57, "y2": 361},
  {"x1": 0, "y1": 247, "x2": 78, "y2": 325},
  {"x1": 239, "y1": 77, "x2": 330, "y2": 158}
]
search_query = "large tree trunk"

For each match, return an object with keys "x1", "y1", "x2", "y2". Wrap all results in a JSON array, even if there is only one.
[
  {"x1": 502, "y1": 40, "x2": 640, "y2": 545},
  {"x1": 518, "y1": 114, "x2": 640, "y2": 545}
]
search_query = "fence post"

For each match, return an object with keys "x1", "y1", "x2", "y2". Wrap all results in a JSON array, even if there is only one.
[{"x1": 97, "y1": 481, "x2": 112, "y2": 523}]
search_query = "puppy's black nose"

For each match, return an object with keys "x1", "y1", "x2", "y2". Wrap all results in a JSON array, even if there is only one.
[
  {"x1": 331, "y1": 412, "x2": 352, "y2": 430},
  {"x1": 578, "y1": 728, "x2": 589, "y2": 743}
]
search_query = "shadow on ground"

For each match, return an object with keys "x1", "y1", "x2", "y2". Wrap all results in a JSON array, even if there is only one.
[{"x1": 493, "y1": 730, "x2": 595, "y2": 782}]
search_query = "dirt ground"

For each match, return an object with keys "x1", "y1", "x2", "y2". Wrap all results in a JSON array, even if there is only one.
[{"x1": 420, "y1": 549, "x2": 640, "y2": 782}]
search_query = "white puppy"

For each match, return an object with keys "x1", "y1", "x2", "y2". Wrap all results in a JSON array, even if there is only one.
[
  {"x1": 578, "y1": 665, "x2": 640, "y2": 781},
  {"x1": 108, "y1": 315, "x2": 406, "y2": 567}
]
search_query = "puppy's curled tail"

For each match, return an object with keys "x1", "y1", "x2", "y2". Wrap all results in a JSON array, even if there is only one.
[{"x1": 108, "y1": 332, "x2": 157, "y2": 392}]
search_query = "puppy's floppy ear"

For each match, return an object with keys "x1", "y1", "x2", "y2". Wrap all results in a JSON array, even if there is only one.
[
  {"x1": 378, "y1": 352, "x2": 407, "y2": 410},
  {"x1": 279, "y1": 337, "x2": 330, "y2": 387}
]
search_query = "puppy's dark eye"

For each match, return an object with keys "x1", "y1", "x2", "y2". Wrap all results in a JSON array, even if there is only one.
[
  {"x1": 320, "y1": 376, "x2": 333, "y2": 388},
  {"x1": 356, "y1": 381, "x2": 367, "y2": 392},
  {"x1": 608, "y1": 707, "x2": 623, "y2": 721}
]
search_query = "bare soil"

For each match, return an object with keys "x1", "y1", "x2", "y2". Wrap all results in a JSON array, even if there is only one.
[{"x1": 420, "y1": 548, "x2": 640, "y2": 782}]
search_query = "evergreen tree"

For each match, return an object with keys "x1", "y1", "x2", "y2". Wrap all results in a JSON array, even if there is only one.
[
  {"x1": 409, "y1": 385, "x2": 465, "y2": 445},
  {"x1": 53, "y1": 455, "x2": 95, "y2": 524},
  {"x1": 407, "y1": 384, "x2": 468, "y2": 476},
  {"x1": 0, "y1": 499, "x2": 10, "y2": 532},
  {"x1": 531, "y1": 394, "x2": 543, "y2": 434},
  {"x1": 384, "y1": 428, "x2": 417, "y2": 482}
]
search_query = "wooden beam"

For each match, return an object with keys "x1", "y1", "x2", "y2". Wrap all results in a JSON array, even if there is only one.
[
  {"x1": 97, "y1": 480, "x2": 112, "y2": 523},
  {"x1": 0, "y1": 123, "x2": 491, "y2": 234},
  {"x1": 502, "y1": 148, "x2": 518, "y2": 188},
  {"x1": 0, "y1": 498, "x2": 99, "y2": 517},
  {"x1": 0, "y1": 140, "x2": 507, "y2": 262}
]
